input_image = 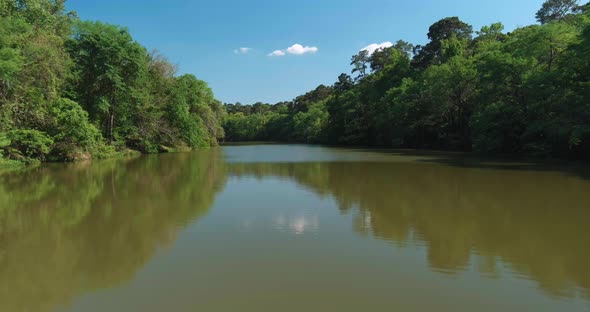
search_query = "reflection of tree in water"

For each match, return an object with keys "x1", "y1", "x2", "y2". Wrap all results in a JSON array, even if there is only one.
[
  {"x1": 0, "y1": 150, "x2": 226, "y2": 312},
  {"x1": 1, "y1": 151, "x2": 588, "y2": 310},
  {"x1": 227, "y1": 161, "x2": 590, "y2": 300}
]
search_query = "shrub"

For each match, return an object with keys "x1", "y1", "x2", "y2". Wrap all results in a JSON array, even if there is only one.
[{"x1": 4, "y1": 130, "x2": 54, "y2": 161}]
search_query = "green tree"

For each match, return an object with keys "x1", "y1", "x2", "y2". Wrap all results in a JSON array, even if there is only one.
[
  {"x1": 412, "y1": 17, "x2": 473, "y2": 68},
  {"x1": 167, "y1": 74, "x2": 220, "y2": 148},
  {"x1": 68, "y1": 21, "x2": 147, "y2": 144},
  {"x1": 536, "y1": 0, "x2": 581, "y2": 24},
  {"x1": 0, "y1": 17, "x2": 26, "y2": 102},
  {"x1": 292, "y1": 101, "x2": 329, "y2": 143},
  {"x1": 47, "y1": 98, "x2": 102, "y2": 160},
  {"x1": 5, "y1": 129, "x2": 53, "y2": 161},
  {"x1": 350, "y1": 50, "x2": 370, "y2": 80}
]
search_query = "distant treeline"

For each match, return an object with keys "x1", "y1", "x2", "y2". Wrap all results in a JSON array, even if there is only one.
[
  {"x1": 224, "y1": 0, "x2": 590, "y2": 159},
  {"x1": 0, "y1": 0, "x2": 225, "y2": 165}
]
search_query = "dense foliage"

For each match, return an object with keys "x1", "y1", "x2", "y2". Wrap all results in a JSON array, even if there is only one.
[
  {"x1": 0, "y1": 0, "x2": 224, "y2": 164},
  {"x1": 224, "y1": 0, "x2": 590, "y2": 159}
]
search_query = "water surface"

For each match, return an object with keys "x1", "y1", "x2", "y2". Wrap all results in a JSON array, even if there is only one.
[{"x1": 1, "y1": 144, "x2": 589, "y2": 311}]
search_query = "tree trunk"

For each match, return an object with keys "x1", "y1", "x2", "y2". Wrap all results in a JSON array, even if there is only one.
[{"x1": 109, "y1": 111, "x2": 114, "y2": 144}]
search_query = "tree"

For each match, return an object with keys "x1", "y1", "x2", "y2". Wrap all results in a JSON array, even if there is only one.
[
  {"x1": 412, "y1": 17, "x2": 473, "y2": 68},
  {"x1": 292, "y1": 102, "x2": 329, "y2": 143},
  {"x1": 393, "y1": 40, "x2": 414, "y2": 57},
  {"x1": 68, "y1": 21, "x2": 147, "y2": 144},
  {"x1": 369, "y1": 47, "x2": 397, "y2": 73},
  {"x1": 0, "y1": 17, "x2": 26, "y2": 101},
  {"x1": 536, "y1": 0, "x2": 580, "y2": 24},
  {"x1": 423, "y1": 56, "x2": 477, "y2": 149},
  {"x1": 127, "y1": 50, "x2": 175, "y2": 152},
  {"x1": 5, "y1": 129, "x2": 53, "y2": 161},
  {"x1": 351, "y1": 50, "x2": 370, "y2": 80},
  {"x1": 47, "y1": 98, "x2": 102, "y2": 160},
  {"x1": 165, "y1": 74, "x2": 216, "y2": 148},
  {"x1": 291, "y1": 85, "x2": 332, "y2": 112},
  {"x1": 334, "y1": 73, "x2": 354, "y2": 93}
]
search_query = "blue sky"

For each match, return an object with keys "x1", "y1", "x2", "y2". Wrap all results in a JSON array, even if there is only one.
[{"x1": 68, "y1": 0, "x2": 545, "y2": 104}]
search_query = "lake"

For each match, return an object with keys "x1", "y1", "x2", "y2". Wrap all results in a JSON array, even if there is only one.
[{"x1": 1, "y1": 144, "x2": 589, "y2": 311}]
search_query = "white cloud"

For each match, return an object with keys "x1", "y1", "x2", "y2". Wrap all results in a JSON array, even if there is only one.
[
  {"x1": 361, "y1": 41, "x2": 393, "y2": 55},
  {"x1": 268, "y1": 43, "x2": 318, "y2": 57},
  {"x1": 286, "y1": 43, "x2": 318, "y2": 55},
  {"x1": 268, "y1": 50, "x2": 286, "y2": 57},
  {"x1": 234, "y1": 47, "x2": 252, "y2": 54}
]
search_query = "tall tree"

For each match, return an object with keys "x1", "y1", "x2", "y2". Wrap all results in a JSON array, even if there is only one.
[
  {"x1": 68, "y1": 21, "x2": 146, "y2": 144},
  {"x1": 536, "y1": 0, "x2": 580, "y2": 24},
  {"x1": 334, "y1": 73, "x2": 354, "y2": 93},
  {"x1": 350, "y1": 50, "x2": 370, "y2": 81},
  {"x1": 291, "y1": 85, "x2": 332, "y2": 112},
  {"x1": 412, "y1": 17, "x2": 473, "y2": 68}
]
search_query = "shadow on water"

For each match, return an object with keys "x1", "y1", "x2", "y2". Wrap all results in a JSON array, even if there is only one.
[
  {"x1": 0, "y1": 150, "x2": 227, "y2": 312},
  {"x1": 335, "y1": 146, "x2": 590, "y2": 181},
  {"x1": 416, "y1": 157, "x2": 590, "y2": 181}
]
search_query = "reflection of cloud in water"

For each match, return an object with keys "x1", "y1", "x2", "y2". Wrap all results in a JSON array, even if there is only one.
[
  {"x1": 274, "y1": 215, "x2": 319, "y2": 235},
  {"x1": 238, "y1": 215, "x2": 319, "y2": 235},
  {"x1": 227, "y1": 159, "x2": 590, "y2": 301}
]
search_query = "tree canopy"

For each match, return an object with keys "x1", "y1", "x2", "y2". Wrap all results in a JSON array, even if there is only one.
[{"x1": 0, "y1": 0, "x2": 224, "y2": 164}]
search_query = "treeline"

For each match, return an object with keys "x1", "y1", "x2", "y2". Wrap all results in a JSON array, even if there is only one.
[
  {"x1": 224, "y1": 0, "x2": 590, "y2": 159},
  {"x1": 0, "y1": 0, "x2": 224, "y2": 165}
]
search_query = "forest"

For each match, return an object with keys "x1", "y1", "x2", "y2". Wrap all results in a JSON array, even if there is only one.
[
  {"x1": 1, "y1": 0, "x2": 590, "y2": 167},
  {"x1": 0, "y1": 0, "x2": 225, "y2": 167},
  {"x1": 224, "y1": 0, "x2": 590, "y2": 159}
]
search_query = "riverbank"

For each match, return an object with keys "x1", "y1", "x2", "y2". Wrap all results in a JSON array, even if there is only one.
[
  {"x1": 0, "y1": 144, "x2": 222, "y2": 175},
  {"x1": 0, "y1": 149, "x2": 142, "y2": 175},
  {"x1": 0, "y1": 156, "x2": 25, "y2": 171}
]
